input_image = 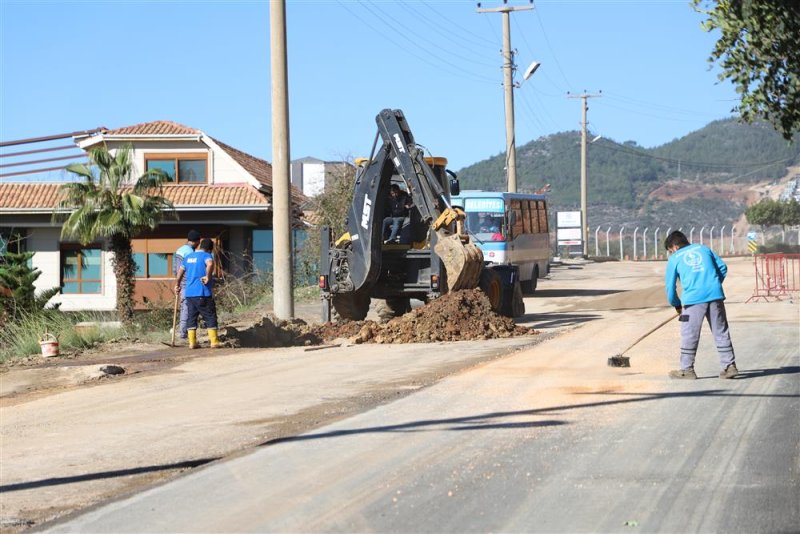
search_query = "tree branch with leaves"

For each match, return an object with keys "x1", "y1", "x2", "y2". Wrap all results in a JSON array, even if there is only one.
[{"x1": 694, "y1": 0, "x2": 800, "y2": 141}]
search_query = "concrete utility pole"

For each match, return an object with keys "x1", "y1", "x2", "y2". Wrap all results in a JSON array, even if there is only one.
[
  {"x1": 568, "y1": 92, "x2": 601, "y2": 258},
  {"x1": 270, "y1": 0, "x2": 294, "y2": 319},
  {"x1": 477, "y1": 1, "x2": 533, "y2": 193}
]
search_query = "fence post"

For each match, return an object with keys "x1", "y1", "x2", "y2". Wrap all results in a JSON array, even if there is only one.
[
  {"x1": 689, "y1": 227, "x2": 695, "y2": 244},
  {"x1": 710, "y1": 225, "x2": 715, "y2": 253},
  {"x1": 654, "y1": 227, "x2": 661, "y2": 260},
  {"x1": 606, "y1": 226, "x2": 612, "y2": 257},
  {"x1": 619, "y1": 226, "x2": 625, "y2": 260},
  {"x1": 595, "y1": 225, "x2": 601, "y2": 257},
  {"x1": 730, "y1": 226, "x2": 736, "y2": 255},
  {"x1": 720, "y1": 225, "x2": 726, "y2": 256},
  {"x1": 643, "y1": 227, "x2": 649, "y2": 260},
  {"x1": 633, "y1": 227, "x2": 639, "y2": 260}
]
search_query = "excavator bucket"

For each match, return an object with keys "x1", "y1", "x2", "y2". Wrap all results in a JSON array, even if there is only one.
[{"x1": 434, "y1": 231, "x2": 484, "y2": 291}]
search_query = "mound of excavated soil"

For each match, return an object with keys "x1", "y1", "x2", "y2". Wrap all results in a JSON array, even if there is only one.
[
  {"x1": 333, "y1": 289, "x2": 534, "y2": 344},
  {"x1": 224, "y1": 289, "x2": 536, "y2": 347}
]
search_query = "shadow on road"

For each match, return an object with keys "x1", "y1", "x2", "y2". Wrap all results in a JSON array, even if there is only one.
[
  {"x1": 518, "y1": 312, "x2": 602, "y2": 328},
  {"x1": 533, "y1": 289, "x2": 625, "y2": 298},
  {"x1": 734, "y1": 366, "x2": 800, "y2": 380},
  {"x1": 0, "y1": 458, "x2": 219, "y2": 493},
  {"x1": 260, "y1": 389, "x2": 798, "y2": 448}
]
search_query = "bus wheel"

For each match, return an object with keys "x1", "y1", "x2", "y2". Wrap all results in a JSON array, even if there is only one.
[{"x1": 521, "y1": 266, "x2": 539, "y2": 294}]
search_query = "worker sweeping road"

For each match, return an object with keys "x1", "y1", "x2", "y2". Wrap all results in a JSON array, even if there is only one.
[
  {"x1": 664, "y1": 230, "x2": 738, "y2": 379},
  {"x1": 175, "y1": 238, "x2": 220, "y2": 349}
]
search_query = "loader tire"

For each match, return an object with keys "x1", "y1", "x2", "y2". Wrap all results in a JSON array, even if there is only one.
[
  {"x1": 479, "y1": 268, "x2": 503, "y2": 313},
  {"x1": 376, "y1": 297, "x2": 412, "y2": 323},
  {"x1": 331, "y1": 291, "x2": 370, "y2": 321}
]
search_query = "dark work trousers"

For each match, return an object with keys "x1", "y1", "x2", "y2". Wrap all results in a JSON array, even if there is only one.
[
  {"x1": 680, "y1": 300, "x2": 735, "y2": 371},
  {"x1": 186, "y1": 297, "x2": 218, "y2": 329},
  {"x1": 382, "y1": 216, "x2": 404, "y2": 242}
]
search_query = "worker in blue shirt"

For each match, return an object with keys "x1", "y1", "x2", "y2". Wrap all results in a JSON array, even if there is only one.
[
  {"x1": 173, "y1": 230, "x2": 200, "y2": 340},
  {"x1": 175, "y1": 238, "x2": 220, "y2": 349},
  {"x1": 664, "y1": 230, "x2": 737, "y2": 379}
]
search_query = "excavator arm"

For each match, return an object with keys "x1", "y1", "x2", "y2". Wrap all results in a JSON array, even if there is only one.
[{"x1": 333, "y1": 109, "x2": 483, "y2": 295}]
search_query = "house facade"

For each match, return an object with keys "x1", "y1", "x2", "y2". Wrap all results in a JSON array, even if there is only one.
[{"x1": 0, "y1": 120, "x2": 307, "y2": 311}]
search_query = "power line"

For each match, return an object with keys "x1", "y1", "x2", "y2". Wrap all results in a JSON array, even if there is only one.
[
  {"x1": 362, "y1": 0, "x2": 497, "y2": 69},
  {"x1": 335, "y1": 1, "x2": 496, "y2": 85}
]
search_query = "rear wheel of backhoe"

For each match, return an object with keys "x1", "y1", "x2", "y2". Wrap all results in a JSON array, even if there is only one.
[
  {"x1": 376, "y1": 297, "x2": 411, "y2": 322},
  {"x1": 479, "y1": 269, "x2": 503, "y2": 312},
  {"x1": 331, "y1": 291, "x2": 370, "y2": 321}
]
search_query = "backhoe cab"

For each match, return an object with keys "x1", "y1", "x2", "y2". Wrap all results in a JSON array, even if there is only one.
[{"x1": 319, "y1": 109, "x2": 523, "y2": 322}]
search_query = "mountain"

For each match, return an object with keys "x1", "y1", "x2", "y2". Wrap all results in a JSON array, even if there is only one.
[{"x1": 455, "y1": 118, "x2": 800, "y2": 230}]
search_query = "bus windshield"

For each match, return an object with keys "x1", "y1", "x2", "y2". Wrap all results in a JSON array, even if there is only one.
[{"x1": 465, "y1": 210, "x2": 506, "y2": 242}]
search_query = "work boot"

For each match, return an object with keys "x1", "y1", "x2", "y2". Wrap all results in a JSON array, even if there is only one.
[
  {"x1": 187, "y1": 329, "x2": 199, "y2": 349},
  {"x1": 669, "y1": 368, "x2": 697, "y2": 379},
  {"x1": 719, "y1": 363, "x2": 739, "y2": 379},
  {"x1": 208, "y1": 328, "x2": 222, "y2": 349}
]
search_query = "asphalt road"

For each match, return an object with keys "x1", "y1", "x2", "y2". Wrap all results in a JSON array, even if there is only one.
[{"x1": 45, "y1": 259, "x2": 800, "y2": 533}]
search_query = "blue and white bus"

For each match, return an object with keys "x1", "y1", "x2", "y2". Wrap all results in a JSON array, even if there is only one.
[{"x1": 451, "y1": 190, "x2": 551, "y2": 293}]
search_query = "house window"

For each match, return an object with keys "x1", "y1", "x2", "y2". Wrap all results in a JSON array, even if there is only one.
[
  {"x1": 133, "y1": 252, "x2": 173, "y2": 278},
  {"x1": 144, "y1": 154, "x2": 207, "y2": 183},
  {"x1": 252, "y1": 230, "x2": 273, "y2": 272},
  {"x1": 251, "y1": 229, "x2": 308, "y2": 278},
  {"x1": 61, "y1": 248, "x2": 101, "y2": 294}
]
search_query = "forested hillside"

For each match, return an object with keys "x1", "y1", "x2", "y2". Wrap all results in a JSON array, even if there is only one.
[{"x1": 456, "y1": 118, "x2": 800, "y2": 230}]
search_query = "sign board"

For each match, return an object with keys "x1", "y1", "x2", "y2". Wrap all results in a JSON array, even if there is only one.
[
  {"x1": 747, "y1": 231, "x2": 757, "y2": 241},
  {"x1": 557, "y1": 228, "x2": 582, "y2": 241},
  {"x1": 464, "y1": 198, "x2": 504, "y2": 213},
  {"x1": 557, "y1": 211, "x2": 582, "y2": 228},
  {"x1": 557, "y1": 211, "x2": 583, "y2": 247}
]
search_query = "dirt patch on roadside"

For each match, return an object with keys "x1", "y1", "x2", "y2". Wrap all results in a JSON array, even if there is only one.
[{"x1": 225, "y1": 289, "x2": 536, "y2": 347}]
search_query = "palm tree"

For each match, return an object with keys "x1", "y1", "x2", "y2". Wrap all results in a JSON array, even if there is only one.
[{"x1": 56, "y1": 144, "x2": 175, "y2": 322}]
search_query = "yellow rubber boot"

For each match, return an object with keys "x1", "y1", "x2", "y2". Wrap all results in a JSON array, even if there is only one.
[
  {"x1": 187, "y1": 329, "x2": 199, "y2": 349},
  {"x1": 208, "y1": 328, "x2": 221, "y2": 349}
]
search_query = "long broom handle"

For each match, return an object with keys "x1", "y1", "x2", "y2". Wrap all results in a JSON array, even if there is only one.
[
  {"x1": 619, "y1": 312, "x2": 679, "y2": 356},
  {"x1": 171, "y1": 288, "x2": 179, "y2": 347}
]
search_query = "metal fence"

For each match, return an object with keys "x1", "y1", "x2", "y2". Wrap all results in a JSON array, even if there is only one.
[
  {"x1": 590, "y1": 225, "x2": 800, "y2": 260},
  {"x1": 746, "y1": 253, "x2": 800, "y2": 302}
]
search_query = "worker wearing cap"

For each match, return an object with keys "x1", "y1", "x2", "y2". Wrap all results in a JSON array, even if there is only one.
[{"x1": 174, "y1": 230, "x2": 201, "y2": 340}]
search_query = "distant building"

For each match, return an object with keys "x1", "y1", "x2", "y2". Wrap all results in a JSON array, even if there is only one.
[{"x1": 290, "y1": 157, "x2": 352, "y2": 197}]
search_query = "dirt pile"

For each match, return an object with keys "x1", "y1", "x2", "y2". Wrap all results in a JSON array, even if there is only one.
[
  {"x1": 224, "y1": 289, "x2": 535, "y2": 348},
  {"x1": 332, "y1": 289, "x2": 534, "y2": 344},
  {"x1": 223, "y1": 316, "x2": 322, "y2": 348}
]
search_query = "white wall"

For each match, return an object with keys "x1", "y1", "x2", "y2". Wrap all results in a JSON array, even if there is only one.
[
  {"x1": 28, "y1": 227, "x2": 117, "y2": 312},
  {"x1": 302, "y1": 163, "x2": 326, "y2": 197}
]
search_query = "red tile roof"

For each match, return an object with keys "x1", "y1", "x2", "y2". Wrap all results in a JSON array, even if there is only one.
[
  {"x1": 0, "y1": 183, "x2": 271, "y2": 210},
  {"x1": 101, "y1": 120, "x2": 200, "y2": 136}
]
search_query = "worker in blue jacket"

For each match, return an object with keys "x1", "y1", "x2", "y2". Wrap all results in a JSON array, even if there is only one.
[
  {"x1": 173, "y1": 230, "x2": 200, "y2": 340},
  {"x1": 664, "y1": 230, "x2": 737, "y2": 379}
]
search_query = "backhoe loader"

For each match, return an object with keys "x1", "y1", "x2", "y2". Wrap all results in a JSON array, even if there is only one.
[{"x1": 319, "y1": 109, "x2": 524, "y2": 322}]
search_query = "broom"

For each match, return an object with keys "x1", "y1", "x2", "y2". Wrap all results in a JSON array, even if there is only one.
[{"x1": 607, "y1": 312, "x2": 680, "y2": 367}]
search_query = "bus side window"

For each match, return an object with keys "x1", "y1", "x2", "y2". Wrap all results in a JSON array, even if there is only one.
[
  {"x1": 538, "y1": 200, "x2": 548, "y2": 232},
  {"x1": 528, "y1": 200, "x2": 539, "y2": 233},
  {"x1": 510, "y1": 200, "x2": 524, "y2": 238},
  {"x1": 521, "y1": 201, "x2": 531, "y2": 234}
]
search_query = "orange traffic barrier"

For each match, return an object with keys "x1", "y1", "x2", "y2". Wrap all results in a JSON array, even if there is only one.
[{"x1": 746, "y1": 253, "x2": 800, "y2": 302}]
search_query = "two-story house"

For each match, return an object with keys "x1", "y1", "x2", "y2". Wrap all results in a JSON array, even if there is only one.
[{"x1": 0, "y1": 120, "x2": 307, "y2": 311}]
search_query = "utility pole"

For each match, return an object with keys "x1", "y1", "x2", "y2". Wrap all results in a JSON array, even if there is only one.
[
  {"x1": 568, "y1": 91, "x2": 601, "y2": 258},
  {"x1": 477, "y1": 1, "x2": 533, "y2": 193},
  {"x1": 270, "y1": 0, "x2": 294, "y2": 319}
]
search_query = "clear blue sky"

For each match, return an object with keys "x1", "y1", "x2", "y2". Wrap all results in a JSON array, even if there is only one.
[{"x1": 1, "y1": 0, "x2": 738, "y2": 175}]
